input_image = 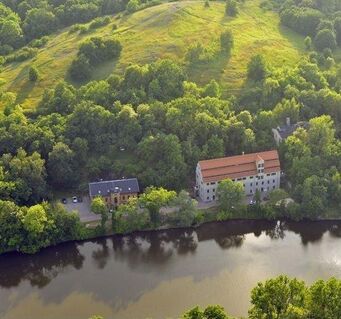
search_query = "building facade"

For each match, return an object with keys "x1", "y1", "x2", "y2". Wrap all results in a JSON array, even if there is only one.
[
  {"x1": 89, "y1": 178, "x2": 140, "y2": 207},
  {"x1": 196, "y1": 150, "x2": 281, "y2": 202}
]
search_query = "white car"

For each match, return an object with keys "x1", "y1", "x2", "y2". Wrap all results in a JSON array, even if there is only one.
[{"x1": 72, "y1": 196, "x2": 78, "y2": 203}]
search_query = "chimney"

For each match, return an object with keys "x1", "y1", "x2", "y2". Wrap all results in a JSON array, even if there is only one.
[{"x1": 286, "y1": 117, "x2": 290, "y2": 126}]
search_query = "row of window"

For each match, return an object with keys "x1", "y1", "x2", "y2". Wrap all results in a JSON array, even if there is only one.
[{"x1": 203, "y1": 172, "x2": 278, "y2": 186}]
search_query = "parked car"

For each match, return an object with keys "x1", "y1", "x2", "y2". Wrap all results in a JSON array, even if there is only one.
[
  {"x1": 77, "y1": 196, "x2": 83, "y2": 203},
  {"x1": 61, "y1": 198, "x2": 67, "y2": 204},
  {"x1": 72, "y1": 196, "x2": 78, "y2": 203}
]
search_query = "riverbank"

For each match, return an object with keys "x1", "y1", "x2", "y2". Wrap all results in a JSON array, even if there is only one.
[{"x1": 1, "y1": 219, "x2": 341, "y2": 319}]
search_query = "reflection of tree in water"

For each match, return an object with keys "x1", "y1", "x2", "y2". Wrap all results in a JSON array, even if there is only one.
[
  {"x1": 265, "y1": 221, "x2": 286, "y2": 240},
  {"x1": 0, "y1": 242, "x2": 85, "y2": 288},
  {"x1": 329, "y1": 223, "x2": 341, "y2": 238},
  {"x1": 214, "y1": 235, "x2": 245, "y2": 249},
  {"x1": 286, "y1": 221, "x2": 337, "y2": 245},
  {"x1": 110, "y1": 229, "x2": 198, "y2": 269},
  {"x1": 92, "y1": 239, "x2": 110, "y2": 269},
  {"x1": 174, "y1": 230, "x2": 198, "y2": 255}
]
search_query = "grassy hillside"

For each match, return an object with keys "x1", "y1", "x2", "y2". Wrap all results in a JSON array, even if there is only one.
[{"x1": 0, "y1": 0, "x2": 305, "y2": 110}]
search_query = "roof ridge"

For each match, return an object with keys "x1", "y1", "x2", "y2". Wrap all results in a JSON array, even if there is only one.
[{"x1": 198, "y1": 150, "x2": 278, "y2": 164}]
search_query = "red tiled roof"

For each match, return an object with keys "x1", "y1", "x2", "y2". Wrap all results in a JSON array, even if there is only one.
[{"x1": 199, "y1": 150, "x2": 280, "y2": 183}]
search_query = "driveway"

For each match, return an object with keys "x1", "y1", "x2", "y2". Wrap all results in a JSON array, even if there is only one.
[{"x1": 63, "y1": 196, "x2": 101, "y2": 223}]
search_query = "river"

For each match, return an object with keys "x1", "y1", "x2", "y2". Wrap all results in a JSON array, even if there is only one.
[{"x1": 1, "y1": 220, "x2": 341, "y2": 319}]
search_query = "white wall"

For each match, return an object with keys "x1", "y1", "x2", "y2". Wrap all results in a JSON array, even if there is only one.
[{"x1": 196, "y1": 164, "x2": 281, "y2": 202}]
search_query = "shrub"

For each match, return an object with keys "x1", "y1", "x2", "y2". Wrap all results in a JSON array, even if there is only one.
[
  {"x1": 5, "y1": 47, "x2": 38, "y2": 64},
  {"x1": 220, "y1": 29, "x2": 234, "y2": 54},
  {"x1": 28, "y1": 66, "x2": 39, "y2": 82},
  {"x1": 314, "y1": 29, "x2": 337, "y2": 51},
  {"x1": 29, "y1": 36, "x2": 49, "y2": 48},
  {"x1": 225, "y1": 0, "x2": 238, "y2": 17},
  {"x1": 69, "y1": 54, "x2": 92, "y2": 81},
  {"x1": 126, "y1": 0, "x2": 140, "y2": 13},
  {"x1": 304, "y1": 36, "x2": 312, "y2": 50},
  {"x1": 89, "y1": 16, "x2": 111, "y2": 30}
]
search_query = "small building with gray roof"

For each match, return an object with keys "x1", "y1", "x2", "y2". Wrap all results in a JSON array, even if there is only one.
[{"x1": 89, "y1": 178, "x2": 140, "y2": 207}]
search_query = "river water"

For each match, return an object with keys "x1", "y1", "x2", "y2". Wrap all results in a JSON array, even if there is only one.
[{"x1": 1, "y1": 220, "x2": 341, "y2": 319}]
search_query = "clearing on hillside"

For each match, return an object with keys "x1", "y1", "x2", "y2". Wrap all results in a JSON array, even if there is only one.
[{"x1": 0, "y1": 0, "x2": 305, "y2": 109}]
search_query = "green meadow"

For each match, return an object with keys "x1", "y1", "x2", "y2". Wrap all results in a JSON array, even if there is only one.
[{"x1": 0, "y1": 0, "x2": 305, "y2": 110}]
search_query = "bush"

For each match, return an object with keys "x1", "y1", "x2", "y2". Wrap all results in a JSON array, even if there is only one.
[
  {"x1": 29, "y1": 36, "x2": 49, "y2": 48},
  {"x1": 220, "y1": 29, "x2": 234, "y2": 54},
  {"x1": 5, "y1": 47, "x2": 38, "y2": 64},
  {"x1": 89, "y1": 16, "x2": 111, "y2": 30},
  {"x1": 225, "y1": 0, "x2": 238, "y2": 17},
  {"x1": 69, "y1": 54, "x2": 92, "y2": 81},
  {"x1": 304, "y1": 36, "x2": 312, "y2": 50},
  {"x1": 247, "y1": 54, "x2": 267, "y2": 82},
  {"x1": 78, "y1": 37, "x2": 122, "y2": 65},
  {"x1": 28, "y1": 66, "x2": 39, "y2": 82},
  {"x1": 314, "y1": 29, "x2": 337, "y2": 51},
  {"x1": 126, "y1": 0, "x2": 140, "y2": 13}
]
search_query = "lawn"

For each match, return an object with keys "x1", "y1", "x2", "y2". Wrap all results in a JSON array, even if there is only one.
[{"x1": 0, "y1": 0, "x2": 305, "y2": 110}]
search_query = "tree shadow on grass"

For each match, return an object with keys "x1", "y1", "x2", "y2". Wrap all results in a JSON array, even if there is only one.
[
  {"x1": 64, "y1": 59, "x2": 120, "y2": 89},
  {"x1": 186, "y1": 50, "x2": 232, "y2": 88},
  {"x1": 278, "y1": 24, "x2": 305, "y2": 53},
  {"x1": 8, "y1": 65, "x2": 37, "y2": 104}
]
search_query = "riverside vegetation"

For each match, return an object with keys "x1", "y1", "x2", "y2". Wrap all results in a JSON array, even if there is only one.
[
  {"x1": 0, "y1": 0, "x2": 340, "y2": 254},
  {"x1": 89, "y1": 275, "x2": 341, "y2": 319}
]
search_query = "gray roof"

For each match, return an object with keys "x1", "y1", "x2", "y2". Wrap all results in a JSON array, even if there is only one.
[
  {"x1": 89, "y1": 178, "x2": 140, "y2": 197},
  {"x1": 276, "y1": 122, "x2": 309, "y2": 139}
]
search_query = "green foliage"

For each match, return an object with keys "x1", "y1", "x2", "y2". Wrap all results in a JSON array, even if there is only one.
[
  {"x1": 314, "y1": 29, "x2": 337, "y2": 51},
  {"x1": 183, "y1": 305, "x2": 230, "y2": 319},
  {"x1": 0, "y1": 148, "x2": 47, "y2": 205},
  {"x1": 304, "y1": 36, "x2": 312, "y2": 50},
  {"x1": 217, "y1": 179, "x2": 244, "y2": 213},
  {"x1": 0, "y1": 3, "x2": 23, "y2": 49},
  {"x1": 23, "y1": 8, "x2": 58, "y2": 40},
  {"x1": 47, "y1": 142, "x2": 78, "y2": 189},
  {"x1": 139, "y1": 187, "x2": 177, "y2": 226},
  {"x1": 70, "y1": 37, "x2": 122, "y2": 81},
  {"x1": 28, "y1": 66, "x2": 39, "y2": 82},
  {"x1": 113, "y1": 197, "x2": 150, "y2": 233},
  {"x1": 247, "y1": 54, "x2": 267, "y2": 82},
  {"x1": 126, "y1": 0, "x2": 140, "y2": 13},
  {"x1": 91, "y1": 196, "x2": 108, "y2": 229},
  {"x1": 89, "y1": 17, "x2": 111, "y2": 30},
  {"x1": 0, "y1": 200, "x2": 85, "y2": 254},
  {"x1": 167, "y1": 191, "x2": 198, "y2": 227},
  {"x1": 225, "y1": 0, "x2": 238, "y2": 17},
  {"x1": 220, "y1": 29, "x2": 234, "y2": 54},
  {"x1": 249, "y1": 275, "x2": 307, "y2": 319},
  {"x1": 280, "y1": 6, "x2": 323, "y2": 37},
  {"x1": 69, "y1": 54, "x2": 92, "y2": 82}
]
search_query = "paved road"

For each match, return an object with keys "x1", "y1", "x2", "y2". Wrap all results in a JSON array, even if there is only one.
[{"x1": 63, "y1": 196, "x2": 101, "y2": 223}]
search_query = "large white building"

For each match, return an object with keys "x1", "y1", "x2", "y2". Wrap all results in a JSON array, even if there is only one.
[{"x1": 196, "y1": 150, "x2": 281, "y2": 202}]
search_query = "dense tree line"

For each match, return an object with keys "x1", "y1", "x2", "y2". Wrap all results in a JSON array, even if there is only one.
[
  {"x1": 0, "y1": 52, "x2": 339, "y2": 214},
  {"x1": 0, "y1": 200, "x2": 86, "y2": 253},
  {"x1": 0, "y1": 0, "x2": 156, "y2": 54},
  {"x1": 263, "y1": 0, "x2": 341, "y2": 52}
]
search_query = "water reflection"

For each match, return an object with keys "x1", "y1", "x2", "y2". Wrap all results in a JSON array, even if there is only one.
[
  {"x1": 0, "y1": 241, "x2": 84, "y2": 288},
  {"x1": 1, "y1": 219, "x2": 341, "y2": 319}
]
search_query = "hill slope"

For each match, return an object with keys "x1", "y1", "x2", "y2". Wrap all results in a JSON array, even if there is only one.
[{"x1": 0, "y1": 0, "x2": 305, "y2": 109}]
